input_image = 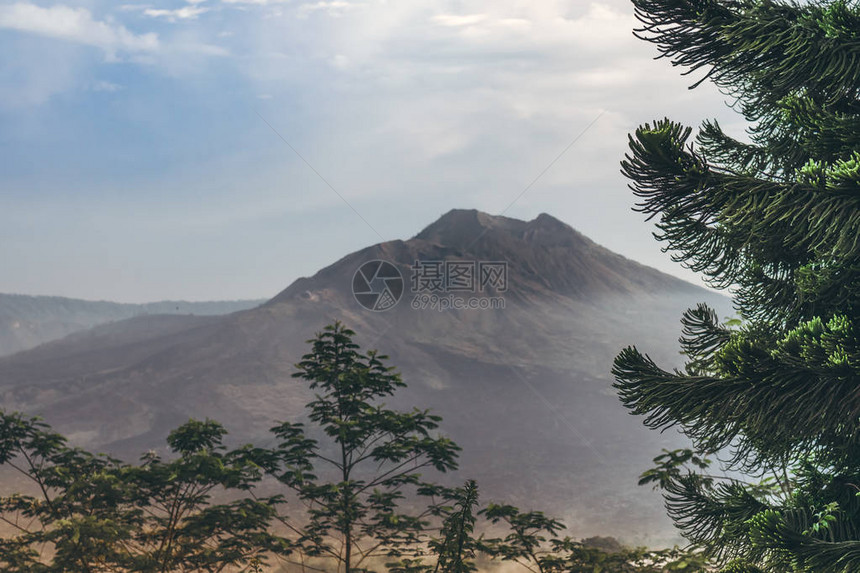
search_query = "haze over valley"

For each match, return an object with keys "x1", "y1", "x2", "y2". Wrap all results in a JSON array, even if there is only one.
[{"x1": 0, "y1": 209, "x2": 730, "y2": 545}]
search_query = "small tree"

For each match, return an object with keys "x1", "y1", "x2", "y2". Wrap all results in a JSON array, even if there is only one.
[
  {"x1": 480, "y1": 504, "x2": 567, "y2": 573},
  {"x1": 121, "y1": 419, "x2": 289, "y2": 571},
  {"x1": 430, "y1": 480, "x2": 480, "y2": 573},
  {"x1": 0, "y1": 413, "x2": 287, "y2": 572},
  {"x1": 479, "y1": 502, "x2": 709, "y2": 573},
  {"x1": 612, "y1": 0, "x2": 860, "y2": 571},
  {"x1": 257, "y1": 322, "x2": 461, "y2": 573}
]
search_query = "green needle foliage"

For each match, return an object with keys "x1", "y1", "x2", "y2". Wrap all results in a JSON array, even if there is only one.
[
  {"x1": 252, "y1": 322, "x2": 461, "y2": 573},
  {"x1": 612, "y1": 0, "x2": 860, "y2": 571},
  {"x1": 0, "y1": 413, "x2": 287, "y2": 572}
]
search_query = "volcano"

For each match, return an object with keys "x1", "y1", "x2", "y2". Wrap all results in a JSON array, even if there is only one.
[{"x1": 0, "y1": 209, "x2": 729, "y2": 545}]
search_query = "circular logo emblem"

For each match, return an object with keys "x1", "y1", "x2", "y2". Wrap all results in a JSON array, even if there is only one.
[{"x1": 352, "y1": 260, "x2": 404, "y2": 312}]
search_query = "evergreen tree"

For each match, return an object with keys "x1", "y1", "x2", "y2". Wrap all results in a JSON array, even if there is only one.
[{"x1": 612, "y1": 0, "x2": 860, "y2": 572}]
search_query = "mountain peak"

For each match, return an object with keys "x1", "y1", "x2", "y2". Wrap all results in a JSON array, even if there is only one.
[
  {"x1": 272, "y1": 208, "x2": 701, "y2": 306},
  {"x1": 533, "y1": 212, "x2": 567, "y2": 229},
  {"x1": 414, "y1": 209, "x2": 517, "y2": 246},
  {"x1": 414, "y1": 209, "x2": 586, "y2": 251}
]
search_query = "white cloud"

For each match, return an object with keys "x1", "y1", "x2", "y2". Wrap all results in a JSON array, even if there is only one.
[
  {"x1": 0, "y1": 39, "x2": 84, "y2": 107},
  {"x1": 144, "y1": 6, "x2": 210, "y2": 21},
  {"x1": 425, "y1": 3, "x2": 632, "y2": 51},
  {"x1": 432, "y1": 14, "x2": 488, "y2": 27},
  {"x1": 0, "y1": 0, "x2": 744, "y2": 298},
  {"x1": 230, "y1": 0, "x2": 735, "y2": 235},
  {"x1": 330, "y1": 53, "x2": 349, "y2": 68},
  {"x1": 171, "y1": 41, "x2": 229, "y2": 56},
  {"x1": 119, "y1": 4, "x2": 154, "y2": 11},
  {"x1": 221, "y1": 0, "x2": 291, "y2": 5},
  {"x1": 92, "y1": 80, "x2": 123, "y2": 92},
  {"x1": 0, "y1": 3, "x2": 159, "y2": 55},
  {"x1": 297, "y1": 2, "x2": 360, "y2": 18},
  {"x1": 0, "y1": 2, "x2": 232, "y2": 106}
]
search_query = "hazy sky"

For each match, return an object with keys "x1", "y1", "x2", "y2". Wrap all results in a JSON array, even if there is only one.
[{"x1": 0, "y1": 0, "x2": 745, "y2": 303}]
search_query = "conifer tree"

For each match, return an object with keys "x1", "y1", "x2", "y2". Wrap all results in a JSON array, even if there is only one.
[{"x1": 612, "y1": 0, "x2": 860, "y2": 571}]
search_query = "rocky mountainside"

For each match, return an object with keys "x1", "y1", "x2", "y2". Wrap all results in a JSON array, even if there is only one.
[{"x1": 0, "y1": 209, "x2": 730, "y2": 545}]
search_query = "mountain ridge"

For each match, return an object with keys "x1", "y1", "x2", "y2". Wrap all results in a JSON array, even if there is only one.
[
  {"x1": 0, "y1": 293, "x2": 265, "y2": 358},
  {"x1": 273, "y1": 208, "x2": 701, "y2": 306},
  {"x1": 0, "y1": 209, "x2": 731, "y2": 544}
]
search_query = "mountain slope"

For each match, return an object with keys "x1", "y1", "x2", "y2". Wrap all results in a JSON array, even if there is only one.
[
  {"x1": 0, "y1": 209, "x2": 730, "y2": 545},
  {"x1": 0, "y1": 294, "x2": 265, "y2": 357}
]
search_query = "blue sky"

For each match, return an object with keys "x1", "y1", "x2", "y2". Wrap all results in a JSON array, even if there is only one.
[{"x1": 0, "y1": 0, "x2": 743, "y2": 302}]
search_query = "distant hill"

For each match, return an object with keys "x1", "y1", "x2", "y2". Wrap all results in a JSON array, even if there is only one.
[
  {"x1": 0, "y1": 295, "x2": 266, "y2": 357},
  {"x1": 0, "y1": 209, "x2": 731, "y2": 546}
]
